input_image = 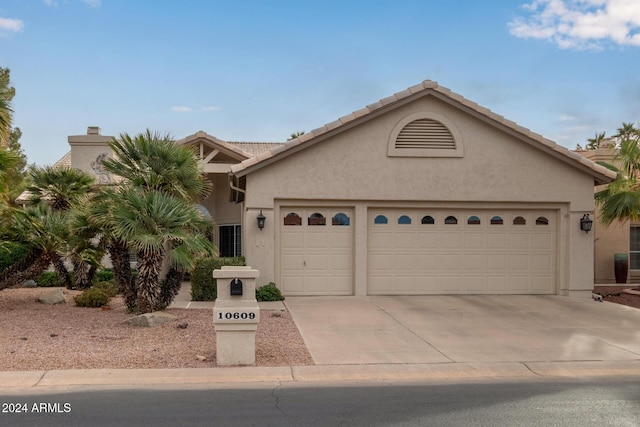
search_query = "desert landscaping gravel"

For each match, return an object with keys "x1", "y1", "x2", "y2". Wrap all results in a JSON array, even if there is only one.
[{"x1": 0, "y1": 288, "x2": 313, "y2": 371}]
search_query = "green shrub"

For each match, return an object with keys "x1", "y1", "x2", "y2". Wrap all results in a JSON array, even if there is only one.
[
  {"x1": 0, "y1": 242, "x2": 29, "y2": 272},
  {"x1": 190, "y1": 256, "x2": 246, "y2": 301},
  {"x1": 34, "y1": 271, "x2": 62, "y2": 287},
  {"x1": 93, "y1": 280, "x2": 118, "y2": 298},
  {"x1": 256, "y1": 282, "x2": 285, "y2": 301},
  {"x1": 95, "y1": 269, "x2": 115, "y2": 282},
  {"x1": 73, "y1": 287, "x2": 111, "y2": 308}
]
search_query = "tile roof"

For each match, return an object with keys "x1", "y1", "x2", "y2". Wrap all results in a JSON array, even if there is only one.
[{"x1": 229, "y1": 80, "x2": 617, "y2": 185}]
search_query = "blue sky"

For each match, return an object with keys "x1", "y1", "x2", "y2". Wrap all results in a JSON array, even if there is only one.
[{"x1": 2, "y1": 0, "x2": 640, "y2": 165}]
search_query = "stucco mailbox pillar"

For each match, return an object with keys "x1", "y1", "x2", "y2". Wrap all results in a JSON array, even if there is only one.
[{"x1": 212, "y1": 266, "x2": 260, "y2": 366}]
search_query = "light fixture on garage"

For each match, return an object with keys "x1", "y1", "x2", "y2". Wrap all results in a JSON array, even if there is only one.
[
  {"x1": 257, "y1": 210, "x2": 266, "y2": 231},
  {"x1": 580, "y1": 213, "x2": 593, "y2": 233}
]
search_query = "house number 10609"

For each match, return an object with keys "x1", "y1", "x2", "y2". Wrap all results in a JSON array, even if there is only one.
[{"x1": 217, "y1": 312, "x2": 256, "y2": 320}]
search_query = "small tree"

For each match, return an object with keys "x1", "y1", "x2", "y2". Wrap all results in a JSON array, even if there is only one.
[{"x1": 595, "y1": 123, "x2": 640, "y2": 225}]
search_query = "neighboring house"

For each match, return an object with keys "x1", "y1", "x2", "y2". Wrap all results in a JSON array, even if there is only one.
[
  {"x1": 56, "y1": 80, "x2": 616, "y2": 297},
  {"x1": 578, "y1": 145, "x2": 636, "y2": 284}
]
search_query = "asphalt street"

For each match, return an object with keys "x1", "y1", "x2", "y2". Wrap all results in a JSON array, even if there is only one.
[{"x1": 1, "y1": 377, "x2": 639, "y2": 426}]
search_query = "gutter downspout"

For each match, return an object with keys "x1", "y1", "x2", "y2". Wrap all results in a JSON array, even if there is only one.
[{"x1": 228, "y1": 173, "x2": 246, "y2": 203}]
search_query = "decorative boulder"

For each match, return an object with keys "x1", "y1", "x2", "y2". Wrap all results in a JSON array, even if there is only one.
[
  {"x1": 23, "y1": 280, "x2": 38, "y2": 288},
  {"x1": 37, "y1": 289, "x2": 66, "y2": 305},
  {"x1": 124, "y1": 312, "x2": 177, "y2": 327}
]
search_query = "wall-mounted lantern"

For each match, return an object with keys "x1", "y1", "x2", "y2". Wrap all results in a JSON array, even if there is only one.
[
  {"x1": 257, "y1": 210, "x2": 266, "y2": 231},
  {"x1": 580, "y1": 213, "x2": 593, "y2": 233}
]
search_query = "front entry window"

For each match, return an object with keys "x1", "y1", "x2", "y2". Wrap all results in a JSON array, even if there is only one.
[
  {"x1": 219, "y1": 225, "x2": 242, "y2": 257},
  {"x1": 631, "y1": 226, "x2": 640, "y2": 270}
]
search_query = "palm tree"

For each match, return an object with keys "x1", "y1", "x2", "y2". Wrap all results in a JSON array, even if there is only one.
[
  {"x1": 23, "y1": 166, "x2": 97, "y2": 288},
  {"x1": 586, "y1": 132, "x2": 606, "y2": 150},
  {"x1": 26, "y1": 166, "x2": 95, "y2": 211},
  {"x1": 100, "y1": 130, "x2": 211, "y2": 200},
  {"x1": 0, "y1": 148, "x2": 18, "y2": 205},
  {"x1": 595, "y1": 123, "x2": 640, "y2": 225},
  {"x1": 0, "y1": 68, "x2": 15, "y2": 146},
  {"x1": 94, "y1": 130, "x2": 215, "y2": 312},
  {"x1": 108, "y1": 188, "x2": 214, "y2": 312},
  {"x1": 0, "y1": 204, "x2": 69, "y2": 289}
]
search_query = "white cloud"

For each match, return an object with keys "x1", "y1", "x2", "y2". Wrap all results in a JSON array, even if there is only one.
[
  {"x1": 171, "y1": 106, "x2": 192, "y2": 112},
  {"x1": 201, "y1": 106, "x2": 221, "y2": 111},
  {"x1": 559, "y1": 114, "x2": 578, "y2": 121},
  {"x1": 0, "y1": 17, "x2": 24, "y2": 34},
  {"x1": 43, "y1": 0, "x2": 59, "y2": 7},
  {"x1": 509, "y1": 0, "x2": 640, "y2": 49},
  {"x1": 82, "y1": 0, "x2": 101, "y2": 7}
]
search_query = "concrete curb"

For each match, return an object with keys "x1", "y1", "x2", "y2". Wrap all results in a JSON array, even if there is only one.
[{"x1": 2, "y1": 361, "x2": 639, "y2": 388}]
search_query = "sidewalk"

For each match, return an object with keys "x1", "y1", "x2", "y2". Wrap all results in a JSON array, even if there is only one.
[{"x1": 3, "y1": 360, "x2": 640, "y2": 388}]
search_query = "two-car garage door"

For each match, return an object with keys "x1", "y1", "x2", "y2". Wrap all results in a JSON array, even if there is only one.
[
  {"x1": 279, "y1": 207, "x2": 557, "y2": 295},
  {"x1": 368, "y1": 209, "x2": 556, "y2": 295}
]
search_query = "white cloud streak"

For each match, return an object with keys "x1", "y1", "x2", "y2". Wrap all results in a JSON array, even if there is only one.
[
  {"x1": 0, "y1": 17, "x2": 24, "y2": 34},
  {"x1": 509, "y1": 0, "x2": 640, "y2": 49},
  {"x1": 201, "y1": 106, "x2": 221, "y2": 111},
  {"x1": 171, "y1": 106, "x2": 193, "y2": 112},
  {"x1": 82, "y1": 0, "x2": 101, "y2": 8}
]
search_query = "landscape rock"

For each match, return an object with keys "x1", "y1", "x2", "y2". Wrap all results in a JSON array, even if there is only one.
[
  {"x1": 177, "y1": 322, "x2": 188, "y2": 329},
  {"x1": 37, "y1": 289, "x2": 66, "y2": 305},
  {"x1": 23, "y1": 280, "x2": 38, "y2": 288},
  {"x1": 123, "y1": 311, "x2": 178, "y2": 327},
  {"x1": 196, "y1": 355, "x2": 207, "y2": 361}
]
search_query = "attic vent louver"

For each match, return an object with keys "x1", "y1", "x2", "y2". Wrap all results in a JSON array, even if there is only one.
[
  {"x1": 388, "y1": 112, "x2": 463, "y2": 158},
  {"x1": 396, "y1": 119, "x2": 455, "y2": 150}
]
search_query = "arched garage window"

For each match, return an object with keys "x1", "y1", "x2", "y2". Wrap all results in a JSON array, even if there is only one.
[
  {"x1": 332, "y1": 213, "x2": 350, "y2": 226},
  {"x1": 308, "y1": 213, "x2": 326, "y2": 226},
  {"x1": 284, "y1": 212, "x2": 302, "y2": 226},
  {"x1": 535, "y1": 216, "x2": 549, "y2": 225},
  {"x1": 490, "y1": 216, "x2": 504, "y2": 225},
  {"x1": 421, "y1": 215, "x2": 435, "y2": 224},
  {"x1": 513, "y1": 216, "x2": 526, "y2": 225},
  {"x1": 467, "y1": 215, "x2": 481, "y2": 225},
  {"x1": 444, "y1": 216, "x2": 458, "y2": 225},
  {"x1": 398, "y1": 215, "x2": 412, "y2": 225},
  {"x1": 374, "y1": 215, "x2": 388, "y2": 224}
]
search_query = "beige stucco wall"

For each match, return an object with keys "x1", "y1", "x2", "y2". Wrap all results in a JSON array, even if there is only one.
[
  {"x1": 241, "y1": 95, "x2": 598, "y2": 296},
  {"x1": 580, "y1": 148, "x2": 630, "y2": 284}
]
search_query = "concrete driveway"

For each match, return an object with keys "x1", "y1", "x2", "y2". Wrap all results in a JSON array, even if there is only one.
[{"x1": 284, "y1": 295, "x2": 640, "y2": 365}]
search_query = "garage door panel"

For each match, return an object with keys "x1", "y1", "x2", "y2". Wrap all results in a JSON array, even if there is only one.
[
  {"x1": 509, "y1": 254, "x2": 529, "y2": 270},
  {"x1": 418, "y1": 253, "x2": 439, "y2": 268},
  {"x1": 330, "y1": 254, "x2": 352, "y2": 271},
  {"x1": 532, "y1": 234, "x2": 554, "y2": 250},
  {"x1": 510, "y1": 234, "x2": 530, "y2": 249},
  {"x1": 531, "y1": 254, "x2": 553, "y2": 271},
  {"x1": 282, "y1": 232, "x2": 304, "y2": 248},
  {"x1": 487, "y1": 234, "x2": 507, "y2": 249},
  {"x1": 531, "y1": 276, "x2": 553, "y2": 292},
  {"x1": 282, "y1": 254, "x2": 304, "y2": 270},
  {"x1": 464, "y1": 233, "x2": 485, "y2": 249},
  {"x1": 368, "y1": 208, "x2": 556, "y2": 295},
  {"x1": 441, "y1": 254, "x2": 462, "y2": 270},
  {"x1": 306, "y1": 232, "x2": 328, "y2": 249},
  {"x1": 464, "y1": 254, "x2": 485, "y2": 270},
  {"x1": 487, "y1": 254, "x2": 507, "y2": 270},
  {"x1": 369, "y1": 232, "x2": 393, "y2": 248},
  {"x1": 487, "y1": 276, "x2": 507, "y2": 291},
  {"x1": 464, "y1": 276, "x2": 487, "y2": 292},
  {"x1": 394, "y1": 233, "x2": 416, "y2": 248},
  {"x1": 280, "y1": 207, "x2": 353, "y2": 295},
  {"x1": 441, "y1": 233, "x2": 462, "y2": 248}
]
